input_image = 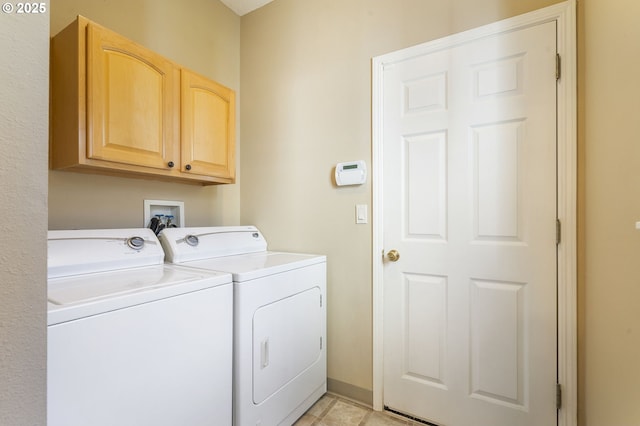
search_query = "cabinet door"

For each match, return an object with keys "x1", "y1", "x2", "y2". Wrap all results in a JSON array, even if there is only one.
[
  {"x1": 86, "y1": 22, "x2": 179, "y2": 170},
  {"x1": 181, "y1": 70, "x2": 236, "y2": 181}
]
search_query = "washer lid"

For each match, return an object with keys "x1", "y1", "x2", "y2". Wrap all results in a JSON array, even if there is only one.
[
  {"x1": 47, "y1": 264, "x2": 232, "y2": 325},
  {"x1": 48, "y1": 228, "x2": 164, "y2": 278},
  {"x1": 159, "y1": 226, "x2": 267, "y2": 263},
  {"x1": 177, "y1": 251, "x2": 326, "y2": 282}
]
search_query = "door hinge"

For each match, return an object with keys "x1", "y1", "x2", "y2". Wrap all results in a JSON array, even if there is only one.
[
  {"x1": 556, "y1": 383, "x2": 562, "y2": 410},
  {"x1": 320, "y1": 336, "x2": 323, "y2": 350},
  {"x1": 556, "y1": 53, "x2": 561, "y2": 81},
  {"x1": 556, "y1": 219, "x2": 562, "y2": 245},
  {"x1": 320, "y1": 294, "x2": 323, "y2": 307}
]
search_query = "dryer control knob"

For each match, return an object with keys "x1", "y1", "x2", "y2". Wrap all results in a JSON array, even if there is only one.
[{"x1": 185, "y1": 234, "x2": 199, "y2": 247}]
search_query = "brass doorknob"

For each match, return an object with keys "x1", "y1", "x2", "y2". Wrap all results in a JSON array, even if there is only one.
[{"x1": 386, "y1": 249, "x2": 400, "y2": 262}]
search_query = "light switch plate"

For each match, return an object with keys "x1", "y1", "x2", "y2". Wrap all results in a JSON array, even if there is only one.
[{"x1": 356, "y1": 204, "x2": 368, "y2": 224}]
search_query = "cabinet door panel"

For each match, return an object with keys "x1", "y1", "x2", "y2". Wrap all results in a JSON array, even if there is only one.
[
  {"x1": 86, "y1": 23, "x2": 179, "y2": 170},
  {"x1": 181, "y1": 70, "x2": 235, "y2": 181}
]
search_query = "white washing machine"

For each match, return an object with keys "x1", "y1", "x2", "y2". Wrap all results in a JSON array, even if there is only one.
[
  {"x1": 47, "y1": 228, "x2": 233, "y2": 426},
  {"x1": 159, "y1": 226, "x2": 327, "y2": 426}
]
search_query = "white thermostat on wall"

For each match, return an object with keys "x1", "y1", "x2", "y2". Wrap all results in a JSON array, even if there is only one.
[{"x1": 335, "y1": 160, "x2": 367, "y2": 186}]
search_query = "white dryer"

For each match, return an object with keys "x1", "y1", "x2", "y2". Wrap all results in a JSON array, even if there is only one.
[
  {"x1": 47, "y1": 228, "x2": 233, "y2": 426},
  {"x1": 159, "y1": 226, "x2": 327, "y2": 426}
]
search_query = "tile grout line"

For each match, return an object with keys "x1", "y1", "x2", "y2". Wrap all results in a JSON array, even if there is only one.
[
  {"x1": 359, "y1": 410, "x2": 374, "y2": 425},
  {"x1": 299, "y1": 393, "x2": 424, "y2": 425},
  {"x1": 318, "y1": 396, "x2": 338, "y2": 419}
]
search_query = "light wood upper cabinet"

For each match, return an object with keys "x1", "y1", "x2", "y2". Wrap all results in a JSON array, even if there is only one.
[
  {"x1": 181, "y1": 69, "x2": 235, "y2": 180},
  {"x1": 50, "y1": 16, "x2": 236, "y2": 185},
  {"x1": 85, "y1": 20, "x2": 180, "y2": 170}
]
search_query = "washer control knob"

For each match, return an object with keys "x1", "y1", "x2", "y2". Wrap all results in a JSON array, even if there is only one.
[{"x1": 126, "y1": 236, "x2": 145, "y2": 250}]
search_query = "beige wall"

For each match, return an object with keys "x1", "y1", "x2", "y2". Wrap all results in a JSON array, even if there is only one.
[
  {"x1": 240, "y1": 0, "x2": 563, "y2": 401},
  {"x1": 48, "y1": 0, "x2": 241, "y2": 230},
  {"x1": 580, "y1": 0, "x2": 640, "y2": 424},
  {"x1": 0, "y1": 4, "x2": 49, "y2": 425}
]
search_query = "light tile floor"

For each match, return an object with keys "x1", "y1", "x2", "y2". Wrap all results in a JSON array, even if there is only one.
[{"x1": 294, "y1": 393, "x2": 425, "y2": 426}]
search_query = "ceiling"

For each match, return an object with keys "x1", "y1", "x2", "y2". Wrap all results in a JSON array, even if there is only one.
[{"x1": 220, "y1": 0, "x2": 275, "y2": 16}]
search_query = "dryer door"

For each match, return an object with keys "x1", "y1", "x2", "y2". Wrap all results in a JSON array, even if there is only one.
[{"x1": 253, "y1": 286, "x2": 323, "y2": 404}]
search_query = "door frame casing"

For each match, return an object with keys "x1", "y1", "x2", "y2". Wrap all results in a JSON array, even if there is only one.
[{"x1": 371, "y1": 2, "x2": 577, "y2": 425}]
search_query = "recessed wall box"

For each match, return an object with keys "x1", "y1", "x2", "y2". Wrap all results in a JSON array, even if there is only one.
[
  {"x1": 144, "y1": 200, "x2": 185, "y2": 228},
  {"x1": 335, "y1": 160, "x2": 367, "y2": 186}
]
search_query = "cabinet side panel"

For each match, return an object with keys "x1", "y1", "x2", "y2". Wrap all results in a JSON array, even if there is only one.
[
  {"x1": 226, "y1": 89, "x2": 236, "y2": 181},
  {"x1": 50, "y1": 18, "x2": 85, "y2": 169}
]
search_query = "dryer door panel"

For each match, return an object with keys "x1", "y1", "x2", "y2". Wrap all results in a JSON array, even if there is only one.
[{"x1": 253, "y1": 286, "x2": 322, "y2": 404}]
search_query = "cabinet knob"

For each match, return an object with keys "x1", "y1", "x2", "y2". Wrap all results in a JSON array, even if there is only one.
[
  {"x1": 167, "y1": 161, "x2": 175, "y2": 168},
  {"x1": 185, "y1": 164, "x2": 192, "y2": 171}
]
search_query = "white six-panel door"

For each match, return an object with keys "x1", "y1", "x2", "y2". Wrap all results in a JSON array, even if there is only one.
[{"x1": 381, "y1": 20, "x2": 558, "y2": 426}]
